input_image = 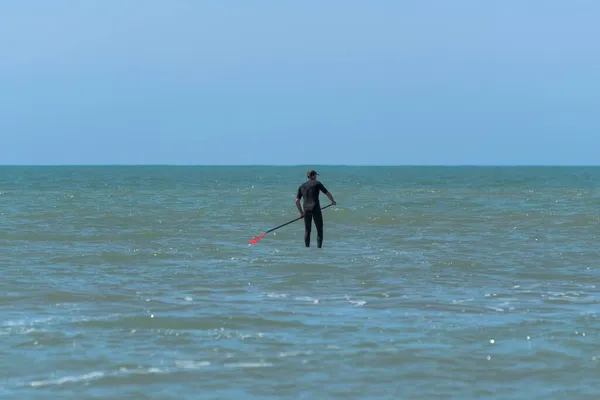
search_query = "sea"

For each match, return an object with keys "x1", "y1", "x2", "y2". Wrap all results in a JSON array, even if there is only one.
[{"x1": 1, "y1": 166, "x2": 599, "y2": 399}]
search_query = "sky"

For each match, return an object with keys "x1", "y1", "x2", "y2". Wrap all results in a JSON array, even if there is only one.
[{"x1": 1, "y1": 0, "x2": 599, "y2": 165}]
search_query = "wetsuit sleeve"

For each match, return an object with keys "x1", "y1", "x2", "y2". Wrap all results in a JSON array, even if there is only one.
[
  {"x1": 319, "y1": 182, "x2": 329, "y2": 194},
  {"x1": 296, "y1": 186, "x2": 302, "y2": 199}
]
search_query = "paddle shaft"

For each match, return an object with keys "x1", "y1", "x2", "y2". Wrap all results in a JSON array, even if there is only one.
[{"x1": 265, "y1": 203, "x2": 333, "y2": 234}]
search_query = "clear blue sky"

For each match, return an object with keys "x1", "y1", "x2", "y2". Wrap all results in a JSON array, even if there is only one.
[{"x1": 1, "y1": 1, "x2": 599, "y2": 165}]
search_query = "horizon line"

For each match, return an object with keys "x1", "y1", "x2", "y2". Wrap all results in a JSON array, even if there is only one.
[{"x1": 1, "y1": 164, "x2": 600, "y2": 168}]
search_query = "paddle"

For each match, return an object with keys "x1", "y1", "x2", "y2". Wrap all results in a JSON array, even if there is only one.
[{"x1": 249, "y1": 204, "x2": 334, "y2": 245}]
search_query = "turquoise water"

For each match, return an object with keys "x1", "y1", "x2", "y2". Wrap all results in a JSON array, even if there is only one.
[{"x1": 1, "y1": 166, "x2": 599, "y2": 399}]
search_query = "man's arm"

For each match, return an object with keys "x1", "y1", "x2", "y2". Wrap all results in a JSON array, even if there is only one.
[
  {"x1": 295, "y1": 187, "x2": 304, "y2": 216},
  {"x1": 295, "y1": 197, "x2": 304, "y2": 216},
  {"x1": 325, "y1": 191, "x2": 336, "y2": 205},
  {"x1": 319, "y1": 183, "x2": 337, "y2": 205}
]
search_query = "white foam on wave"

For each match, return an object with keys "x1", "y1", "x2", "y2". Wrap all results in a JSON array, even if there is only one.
[
  {"x1": 544, "y1": 291, "x2": 586, "y2": 301},
  {"x1": 278, "y1": 350, "x2": 314, "y2": 358},
  {"x1": 2, "y1": 316, "x2": 54, "y2": 327},
  {"x1": 295, "y1": 296, "x2": 318, "y2": 302},
  {"x1": 266, "y1": 293, "x2": 319, "y2": 304},
  {"x1": 225, "y1": 361, "x2": 273, "y2": 368},
  {"x1": 30, "y1": 372, "x2": 105, "y2": 387},
  {"x1": 267, "y1": 293, "x2": 288, "y2": 299},
  {"x1": 3, "y1": 313, "x2": 123, "y2": 331},
  {"x1": 451, "y1": 298, "x2": 474, "y2": 304},
  {"x1": 28, "y1": 361, "x2": 212, "y2": 388},
  {"x1": 345, "y1": 295, "x2": 366, "y2": 307},
  {"x1": 0, "y1": 327, "x2": 41, "y2": 336},
  {"x1": 175, "y1": 360, "x2": 211, "y2": 369}
]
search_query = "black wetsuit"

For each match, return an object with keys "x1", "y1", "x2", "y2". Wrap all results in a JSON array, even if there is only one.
[{"x1": 296, "y1": 180, "x2": 329, "y2": 247}]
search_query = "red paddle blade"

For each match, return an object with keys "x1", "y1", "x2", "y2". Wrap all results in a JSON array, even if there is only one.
[{"x1": 249, "y1": 232, "x2": 266, "y2": 245}]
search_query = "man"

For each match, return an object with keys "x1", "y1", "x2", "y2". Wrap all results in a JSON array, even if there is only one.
[{"x1": 295, "y1": 169, "x2": 336, "y2": 248}]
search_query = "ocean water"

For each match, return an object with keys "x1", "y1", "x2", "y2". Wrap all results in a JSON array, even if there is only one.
[{"x1": 1, "y1": 166, "x2": 599, "y2": 399}]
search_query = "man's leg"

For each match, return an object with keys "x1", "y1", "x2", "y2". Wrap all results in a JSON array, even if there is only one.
[
  {"x1": 304, "y1": 211, "x2": 313, "y2": 247},
  {"x1": 313, "y1": 209, "x2": 324, "y2": 248}
]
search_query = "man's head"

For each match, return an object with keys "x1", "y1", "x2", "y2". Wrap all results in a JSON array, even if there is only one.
[{"x1": 307, "y1": 169, "x2": 319, "y2": 180}]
